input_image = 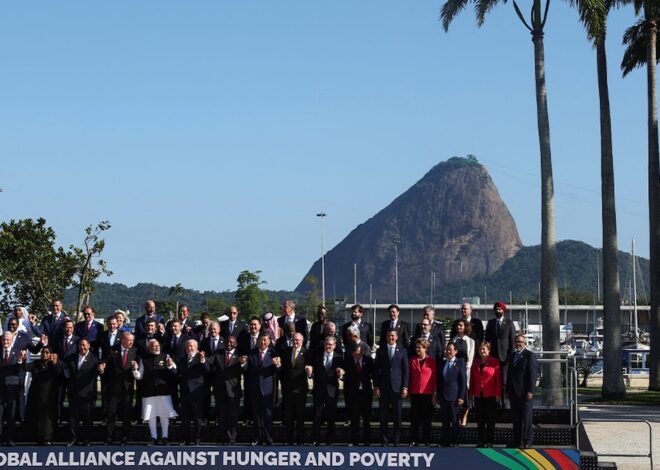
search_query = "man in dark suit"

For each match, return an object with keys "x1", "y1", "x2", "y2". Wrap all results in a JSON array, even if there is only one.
[
  {"x1": 100, "y1": 332, "x2": 139, "y2": 445},
  {"x1": 342, "y1": 304, "x2": 374, "y2": 350},
  {"x1": 200, "y1": 321, "x2": 225, "y2": 357},
  {"x1": 410, "y1": 317, "x2": 444, "y2": 359},
  {"x1": 279, "y1": 332, "x2": 309, "y2": 445},
  {"x1": 208, "y1": 335, "x2": 244, "y2": 444},
  {"x1": 343, "y1": 325, "x2": 372, "y2": 359},
  {"x1": 66, "y1": 339, "x2": 100, "y2": 446},
  {"x1": 413, "y1": 306, "x2": 445, "y2": 342},
  {"x1": 507, "y1": 335, "x2": 538, "y2": 448},
  {"x1": 41, "y1": 300, "x2": 70, "y2": 340},
  {"x1": 308, "y1": 305, "x2": 327, "y2": 354},
  {"x1": 165, "y1": 304, "x2": 196, "y2": 337},
  {"x1": 244, "y1": 334, "x2": 280, "y2": 445},
  {"x1": 343, "y1": 343, "x2": 373, "y2": 446},
  {"x1": 134, "y1": 300, "x2": 165, "y2": 341},
  {"x1": 193, "y1": 313, "x2": 212, "y2": 342},
  {"x1": 309, "y1": 336, "x2": 343, "y2": 445},
  {"x1": 172, "y1": 339, "x2": 210, "y2": 445},
  {"x1": 134, "y1": 318, "x2": 163, "y2": 359},
  {"x1": 379, "y1": 304, "x2": 410, "y2": 349},
  {"x1": 221, "y1": 305, "x2": 247, "y2": 343},
  {"x1": 450, "y1": 303, "x2": 485, "y2": 343},
  {"x1": 277, "y1": 300, "x2": 308, "y2": 344},
  {"x1": 437, "y1": 342, "x2": 467, "y2": 447},
  {"x1": 74, "y1": 306, "x2": 105, "y2": 356},
  {"x1": 53, "y1": 319, "x2": 80, "y2": 425},
  {"x1": 485, "y1": 301, "x2": 516, "y2": 397},
  {"x1": 275, "y1": 322, "x2": 296, "y2": 357},
  {"x1": 374, "y1": 329, "x2": 409, "y2": 446},
  {"x1": 0, "y1": 333, "x2": 23, "y2": 445}
]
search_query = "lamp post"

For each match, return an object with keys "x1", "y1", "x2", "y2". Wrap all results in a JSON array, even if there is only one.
[
  {"x1": 393, "y1": 239, "x2": 401, "y2": 304},
  {"x1": 316, "y1": 212, "x2": 327, "y2": 306}
]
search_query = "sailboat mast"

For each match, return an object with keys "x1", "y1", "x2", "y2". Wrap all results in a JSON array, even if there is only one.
[{"x1": 632, "y1": 239, "x2": 639, "y2": 341}]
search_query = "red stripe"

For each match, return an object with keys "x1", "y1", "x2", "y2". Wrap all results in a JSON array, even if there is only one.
[{"x1": 544, "y1": 449, "x2": 579, "y2": 470}]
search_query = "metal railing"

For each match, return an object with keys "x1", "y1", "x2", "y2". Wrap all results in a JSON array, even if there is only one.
[
  {"x1": 532, "y1": 350, "x2": 579, "y2": 426},
  {"x1": 577, "y1": 419, "x2": 653, "y2": 469}
]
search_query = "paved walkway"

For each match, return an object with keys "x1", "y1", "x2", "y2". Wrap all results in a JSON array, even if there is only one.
[{"x1": 579, "y1": 404, "x2": 660, "y2": 469}]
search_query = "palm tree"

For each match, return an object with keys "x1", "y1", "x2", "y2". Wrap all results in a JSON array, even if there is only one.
[
  {"x1": 570, "y1": 0, "x2": 625, "y2": 398},
  {"x1": 622, "y1": 6, "x2": 660, "y2": 390},
  {"x1": 168, "y1": 283, "x2": 186, "y2": 316},
  {"x1": 441, "y1": 0, "x2": 572, "y2": 402}
]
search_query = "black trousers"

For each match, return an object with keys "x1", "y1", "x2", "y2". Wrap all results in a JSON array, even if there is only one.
[
  {"x1": 0, "y1": 392, "x2": 18, "y2": 442},
  {"x1": 510, "y1": 395, "x2": 533, "y2": 446},
  {"x1": 410, "y1": 394, "x2": 433, "y2": 444},
  {"x1": 70, "y1": 396, "x2": 93, "y2": 442},
  {"x1": 251, "y1": 393, "x2": 273, "y2": 444},
  {"x1": 284, "y1": 391, "x2": 307, "y2": 444},
  {"x1": 379, "y1": 389, "x2": 402, "y2": 444},
  {"x1": 474, "y1": 396, "x2": 497, "y2": 445},
  {"x1": 107, "y1": 387, "x2": 134, "y2": 440},
  {"x1": 180, "y1": 392, "x2": 206, "y2": 441},
  {"x1": 216, "y1": 394, "x2": 239, "y2": 443},
  {"x1": 348, "y1": 389, "x2": 372, "y2": 445},
  {"x1": 312, "y1": 394, "x2": 338, "y2": 444}
]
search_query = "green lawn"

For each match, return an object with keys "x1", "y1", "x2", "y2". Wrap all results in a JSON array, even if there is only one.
[{"x1": 578, "y1": 387, "x2": 660, "y2": 405}]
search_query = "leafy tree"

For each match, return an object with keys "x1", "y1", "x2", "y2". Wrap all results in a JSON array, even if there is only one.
[
  {"x1": 235, "y1": 270, "x2": 268, "y2": 318},
  {"x1": 168, "y1": 283, "x2": 186, "y2": 314},
  {"x1": 70, "y1": 221, "x2": 112, "y2": 321},
  {"x1": 0, "y1": 218, "x2": 78, "y2": 315},
  {"x1": 301, "y1": 274, "x2": 322, "y2": 317},
  {"x1": 205, "y1": 298, "x2": 229, "y2": 320},
  {"x1": 622, "y1": 3, "x2": 660, "y2": 390}
]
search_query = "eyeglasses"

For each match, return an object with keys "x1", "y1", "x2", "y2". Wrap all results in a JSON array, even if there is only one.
[{"x1": 515, "y1": 340, "x2": 525, "y2": 344}]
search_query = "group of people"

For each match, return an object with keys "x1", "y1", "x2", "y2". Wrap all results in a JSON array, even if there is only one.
[{"x1": 0, "y1": 298, "x2": 537, "y2": 448}]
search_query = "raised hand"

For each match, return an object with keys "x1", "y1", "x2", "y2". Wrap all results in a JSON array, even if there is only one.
[{"x1": 131, "y1": 360, "x2": 139, "y2": 370}]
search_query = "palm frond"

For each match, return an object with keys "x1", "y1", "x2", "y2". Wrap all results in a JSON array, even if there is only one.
[
  {"x1": 441, "y1": 0, "x2": 471, "y2": 31},
  {"x1": 476, "y1": 0, "x2": 507, "y2": 26},
  {"x1": 567, "y1": 0, "x2": 607, "y2": 41},
  {"x1": 621, "y1": 19, "x2": 653, "y2": 76}
]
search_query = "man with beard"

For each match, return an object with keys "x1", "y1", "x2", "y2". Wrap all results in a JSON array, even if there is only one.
[
  {"x1": 135, "y1": 339, "x2": 177, "y2": 445},
  {"x1": 485, "y1": 301, "x2": 515, "y2": 399},
  {"x1": 221, "y1": 306, "x2": 247, "y2": 343},
  {"x1": 341, "y1": 304, "x2": 374, "y2": 350}
]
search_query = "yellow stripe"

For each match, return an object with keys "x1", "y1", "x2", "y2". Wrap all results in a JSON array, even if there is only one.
[{"x1": 521, "y1": 449, "x2": 555, "y2": 470}]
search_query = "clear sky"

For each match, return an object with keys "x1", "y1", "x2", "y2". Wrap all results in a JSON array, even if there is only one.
[{"x1": 0, "y1": 1, "x2": 649, "y2": 293}]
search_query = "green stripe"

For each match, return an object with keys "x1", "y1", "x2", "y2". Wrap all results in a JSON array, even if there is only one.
[
  {"x1": 477, "y1": 449, "x2": 531, "y2": 470},
  {"x1": 502, "y1": 449, "x2": 544, "y2": 470}
]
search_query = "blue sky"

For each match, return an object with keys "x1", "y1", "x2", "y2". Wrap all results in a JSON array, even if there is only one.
[{"x1": 0, "y1": 1, "x2": 649, "y2": 292}]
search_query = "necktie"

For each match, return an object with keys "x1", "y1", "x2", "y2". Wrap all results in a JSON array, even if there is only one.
[
  {"x1": 86, "y1": 322, "x2": 91, "y2": 333},
  {"x1": 391, "y1": 321, "x2": 395, "y2": 330},
  {"x1": 356, "y1": 358, "x2": 362, "y2": 374},
  {"x1": 3, "y1": 350, "x2": 8, "y2": 365},
  {"x1": 514, "y1": 351, "x2": 522, "y2": 366},
  {"x1": 172, "y1": 336, "x2": 178, "y2": 349},
  {"x1": 252, "y1": 337, "x2": 257, "y2": 349},
  {"x1": 122, "y1": 349, "x2": 128, "y2": 368},
  {"x1": 444, "y1": 361, "x2": 452, "y2": 377},
  {"x1": 389, "y1": 347, "x2": 394, "y2": 360},
  {"x1": 325, "y1": 355, "x2": 331, "y2": 369},
  {"x1": 212, "y1": 338, "x2": 217, "y2": 353},
  {"x1": 230, "y1": 322, "x2": 235, "y2": 334},
  {"x1": 188, "y1": 355, "x2": 193, "y2": 364},
  {"x1": 259, "y1": 351, "x2": 265, "y2": 365},
  {"x1": 293, "y1": 349, "x2": 299, "y2": 363},
  {"x1": 64, "y1": 338, "x2": 70, "y2": 352},
  {"x1": 496, "y1": 320, "x2": 501, "y2": 337},
  {"x1": 225, "y1": 352, "x2": 231, "y2": 366}
]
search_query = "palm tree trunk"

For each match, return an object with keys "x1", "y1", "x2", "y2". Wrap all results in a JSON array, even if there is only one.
[
  {"x1": 532, "y1": 29, "x2": 562, "y2": 404},
  {"x1": 597, "y1": 36, "x2": 625, "y2": 398},
  {"x1": 646, "y1": 18, "x2": 660, "y2": 391}
]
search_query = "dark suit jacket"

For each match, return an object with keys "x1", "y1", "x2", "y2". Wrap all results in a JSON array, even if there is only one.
[
  {"x1": 374, "y1": 344, "x2": 409, "y2": 394},
  {"x1": 485, "y1": 318, "x2": 516, "y2": 363},
  {"x1": 165, "y1": 318, "x2": 196, "y2": 337},
  {"x1": 104, "y1": 347, "x2": 139, "y2": 394},
  {"x1": 280, "y1": 346, "x2": 310, "y2": 396},
  {"x1": 11, "y1": 332, "x2": 45, "y2": 354},
  {"x1": 53, "y1": 334, "x2": 80, "y2": 362},
  {"x1": 409, "y1": 331, "x2": 444, "y2": 358},
  {"x1": 507, "y1": 348, "x2": 538, "y2": 397},
  {"x1": 245, "y1": 347, "x2": 279, "y2": 398},
  {"x1": 437, "y1": 357, "x2": 467, "y2": 402},
  {"x1": 134, "y1": 333, "x2": 163, "y2": 360},
  {"x1": 310, "y1": 351, "x2": 343, "y2": 399},
  {"x1": 450, "y1": 318, "x2": 485, "y2": 343},
  {"x1": 74, "y1": 320, "x2": 105, "y2": 351},
  {"x1": 163, "y1": 333, "x2": 192, "y2": 361},
  {"x1": 133, "y1": 314, "x2": 164, "y2": 340},
  {"x1": 66, "y1": 353, "x2": 99, "y2": 401},
  {"x1": 277, "y1": 314, "x2": 308, "y2": 343},
  {"x1": 208, "y1": 350, "x2": 243, "y2": 399},
  {"x1": 0, "y1": 350, "x2": 23, "y2": 397},
  {"x1": 41, "y1": 313, "x2": 70, "y2": 339},
  {"x1": 343, "y1": 354, "x2": 373, "y2": 398},
  {"x1": 413, "y1": 320, "x2": 445, "y2": 343},
  {"x1": 379, "y1": 320, "x2": 411, "y2": 349},
  {"x1": 200, "y1": 335, "x2": 226, "y2": 357},
  {"x1": 341, "y1": 321, "x2": 375, "y2": 349},
  {"x1": 220, "y1": 319, "x2": 247, "y2": 341},
  {"x1": 175, "y1": 354, "x2": 210, "y2": 397}
]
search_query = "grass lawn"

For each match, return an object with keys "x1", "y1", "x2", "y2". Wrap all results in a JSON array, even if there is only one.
[{"x1": 578, "y1": 387, "x2": 660, "y2": 405}]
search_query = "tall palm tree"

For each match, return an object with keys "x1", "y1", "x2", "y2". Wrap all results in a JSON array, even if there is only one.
[
  {"x1": 622, "y1": 7, "x2": 660, "y2": 390},
  {"x1": 441, "y1": 0, "x2": 579, "y2": 402},
  {"x1": 571, "y1": 0, "x2": 625, "y2": 398}
]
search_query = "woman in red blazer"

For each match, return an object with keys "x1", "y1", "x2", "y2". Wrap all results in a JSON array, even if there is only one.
[
  {"x1": 469, "y1": 341, "x2": 501, "y2": 447},
  {"x1": 408, "y1": 338, "x2": 436, "y2": 446}
]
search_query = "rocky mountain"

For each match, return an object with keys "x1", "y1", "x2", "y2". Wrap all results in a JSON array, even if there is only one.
[{"x1": 296, "y1": 156, "x2": 523, "y2": 302}]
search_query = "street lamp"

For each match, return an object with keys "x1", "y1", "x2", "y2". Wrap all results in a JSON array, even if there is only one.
[
  {"x1": 393, "y1": 239, "x2": 401, "y2": 304},
  {"x1": 316, "y1": 212, "x2": 327, "y2": 306}
]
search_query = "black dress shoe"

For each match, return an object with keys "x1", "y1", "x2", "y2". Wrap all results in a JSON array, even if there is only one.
[
  {"x1": 194, "y1": 439, "x2": 201, "y2": 445},
  {"x1": 148, "y1": 439, "x2": 157, "y2": 446},
  {"x1": 250, "y1": 441, "x2": 259, "y2": 446},
  {"x1": 409, "y1": 442, "x2": 416, "y2": 447},
  {"x1": 6, "y1": 441, "x2": 15, "y2": 447},
  {"x1": 381, "y1": 439, "x2": 389, "y2": 446},
  {"x1": 67, "y1": 440, "x2": 78, "y2": 447},
  {"x1": 120, "y1": 438, "x2": 128, "y2": 446}
]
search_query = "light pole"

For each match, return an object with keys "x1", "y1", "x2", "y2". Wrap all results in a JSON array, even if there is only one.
[
  {"x1": 316, "y1": 212, "x2": 327, "y2": 306},
  {"x1": 393, "y1": 239, "x2": 401, "y2": 304}
]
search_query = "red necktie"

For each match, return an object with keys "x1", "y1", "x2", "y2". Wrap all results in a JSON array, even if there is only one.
[
  {"x1": 122, "y1": 349, "x2": 128, "y2": 368},
  {"x1": 225, "y1": 352, "x2": 231, "y2": 366},
  {"x1": 259, "y1": 351, "x2": 264, "y2": 365},
  {"x1": 87, "y1": 322, "x2": 91, "y2": 333},
  {"x1": 64, "y1": 339, "x2": 70, "y2": 352},
  {"x1": 356, "y1": 358, "x2": 362, "y2": 374},
  {"x1": 3, "y1": 350, "x2": 8, "y2": 365}
]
